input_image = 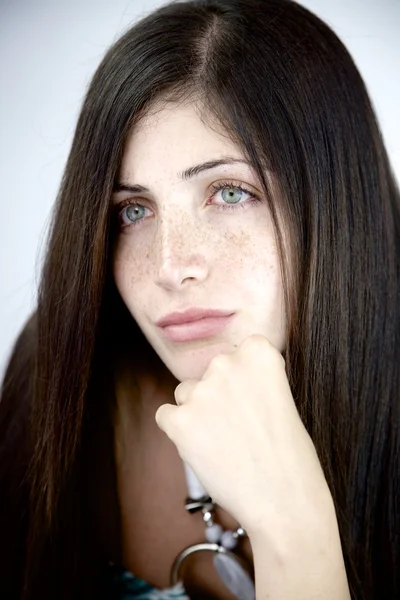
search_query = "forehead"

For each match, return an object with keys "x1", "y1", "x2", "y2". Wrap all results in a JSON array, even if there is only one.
[{"x1": 120, "y1": 102, "x2": 242, "y2": 179}]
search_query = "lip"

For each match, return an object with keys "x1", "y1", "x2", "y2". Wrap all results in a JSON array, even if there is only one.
[
  {"x1": 156, "y1": 308, "x2": 234, "y2": 343},
  {"x1": 156, "y1": 308, "x2": 234, "y2": 327}
]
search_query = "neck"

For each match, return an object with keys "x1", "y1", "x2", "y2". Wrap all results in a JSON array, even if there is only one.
[{"x1": 113, "y1": 350, "x2": 179, "y2": 464}]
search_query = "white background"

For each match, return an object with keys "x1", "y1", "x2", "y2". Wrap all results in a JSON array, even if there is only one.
[{"x1": 0, "y1": 0, "x2": 399, "y2": 379}]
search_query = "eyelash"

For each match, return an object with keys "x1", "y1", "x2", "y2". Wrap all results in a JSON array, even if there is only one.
[{"x1": 115, "y1": 180, "x2": 261, "y2": 229}]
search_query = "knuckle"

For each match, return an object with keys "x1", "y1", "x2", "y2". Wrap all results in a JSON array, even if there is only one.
[
  {"x1": 174, "y1": 382, "x2": 188, "y2": 404},
  {"x1": 191, "y1": 385, "x2": 204, "y2": 404},
  {"x1": 240, "y1": 333, "x2": 269, "y2": 356},
  {"x1": 170, "y1": 405, "x2": 190, "y2": 433},
  {"x1": 209, "y1": 353, "x2": 229, "y2": 372},
  {"x1": 240, "y1": 334, "x2": 285, "y2": 369},
  {"x1": 269, "y1": 346, "x2": 285, "y2": 369}
]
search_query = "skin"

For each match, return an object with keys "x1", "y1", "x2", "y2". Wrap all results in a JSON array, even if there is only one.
[
  {"x1": 112, "y1": 101, "x2": 286, "y2": 384},
  {"x1": 112, "y1": 101, "x2": 350, "y2": 598},
  {"x1": 157, "y1": 336, "x2": 351, "y2": 599}
]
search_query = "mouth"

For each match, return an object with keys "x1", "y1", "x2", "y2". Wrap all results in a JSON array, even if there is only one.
[
  {"x1": 158, "y1": 315, "x2": 234, "y2": 343},
  {"x1": 156, "y1": 309, "x2": 235, "y2": 343}
]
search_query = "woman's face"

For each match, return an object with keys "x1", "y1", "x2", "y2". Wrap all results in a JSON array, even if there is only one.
[{"x1": 112, "y1": 102, "x2": 286, "y2": 382}]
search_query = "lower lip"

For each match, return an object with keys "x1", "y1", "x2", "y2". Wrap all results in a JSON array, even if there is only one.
[{"x1": 159, "y1": 315, "x2": 234, "y2": 342}]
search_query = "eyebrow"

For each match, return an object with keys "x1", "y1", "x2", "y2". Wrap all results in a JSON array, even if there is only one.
[{"x1": 113, "y1": 157, "x2": 252, "y2": 194}]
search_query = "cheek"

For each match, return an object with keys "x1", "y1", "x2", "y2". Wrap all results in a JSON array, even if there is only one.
[
  {"x1": 112, "y1": 238, "x2": 150, "y2": 306},
  {"x1": 215, "y1": 224, "x2": 280, "y2": 286},
  {"x1": 225, "y1": 233, "x2": 284, "y2": 326}
]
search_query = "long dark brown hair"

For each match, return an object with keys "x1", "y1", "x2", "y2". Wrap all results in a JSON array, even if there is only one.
[{"x1": 1, "y1": 0, "x2": 399, "y2": 598}]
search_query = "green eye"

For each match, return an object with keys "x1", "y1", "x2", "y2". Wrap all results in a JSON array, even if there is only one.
[
  {"x1": 117, "y1": 204, "x2": 152, "y2": 228},
  {"x1": 125, "y1": 205, "x2": 147, "y2": 222},
  {"x1": 220, "y1": 187, "x2": 245, "y2": 204}
]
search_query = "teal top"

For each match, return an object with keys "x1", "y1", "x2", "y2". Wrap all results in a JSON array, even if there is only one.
[{"x1": 107, "y1": 565, "x2": 190, "y2": 600}]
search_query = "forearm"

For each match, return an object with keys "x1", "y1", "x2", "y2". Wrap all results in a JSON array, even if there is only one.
[{"x1": 246, "y1": 496, "x2": 351, "y2": 599}]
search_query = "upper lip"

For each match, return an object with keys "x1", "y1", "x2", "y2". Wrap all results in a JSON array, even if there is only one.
[{"x1": 156, "y1": 308, "x2": 234, "y2": 327}]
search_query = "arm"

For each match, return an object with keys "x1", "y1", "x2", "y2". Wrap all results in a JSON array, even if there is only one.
[{"x1": 248, "y1": 490, "x2": 350, "y2": 600}]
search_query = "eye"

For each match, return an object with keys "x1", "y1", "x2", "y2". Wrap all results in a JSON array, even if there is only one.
[
  {"x1": 116, "y1": 202, "x2": 152, "y2": 228},
  {"x1": 113, "y1": 179, "x2": 261, "y2": 230},
  {"x1": 208, "y1": 180, "x2": 261, "y2": 211}
]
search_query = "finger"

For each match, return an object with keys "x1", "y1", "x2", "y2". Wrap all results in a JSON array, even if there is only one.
[
  {"x1": 174, "y1": 379, "x2": 198, "y2": 405},
  {"x1": 155, "y1": 402, "x2": 178, "y2": 435},
  {"x1": 238, "y1": 333, "x2": 286, "y2": 371}
]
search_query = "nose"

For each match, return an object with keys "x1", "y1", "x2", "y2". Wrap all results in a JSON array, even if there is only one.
[
  {"x1": 154, "y1": 223, "x2": 209, "y2": 292},
  {"x1": 156, "y1": 255, "x2": 209, "y2": 291}
]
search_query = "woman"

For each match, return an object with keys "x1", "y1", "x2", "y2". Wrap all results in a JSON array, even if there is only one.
[{"x1": 0, "y1": 0, "x2": 398, "y2": 598}]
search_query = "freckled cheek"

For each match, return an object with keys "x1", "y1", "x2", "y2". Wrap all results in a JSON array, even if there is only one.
[
  {"x1": 112, "y1": 238, "x2": 151, "y2": 295},
  {"x1": 214, "y1": 227, "x2": 271, "y2": 271},
  {"x1": 216, "y1": 230, "x2": 282, "y2": 300}
]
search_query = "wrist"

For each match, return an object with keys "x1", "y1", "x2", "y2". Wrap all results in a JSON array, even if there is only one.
[{"x1": 244, "y1": 490, "x2": 350, "y2": 599}]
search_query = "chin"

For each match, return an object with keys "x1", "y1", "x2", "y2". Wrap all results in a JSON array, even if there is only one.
[{"x1": 156, "y1": 338, "x2": 239, "y2": 382}]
